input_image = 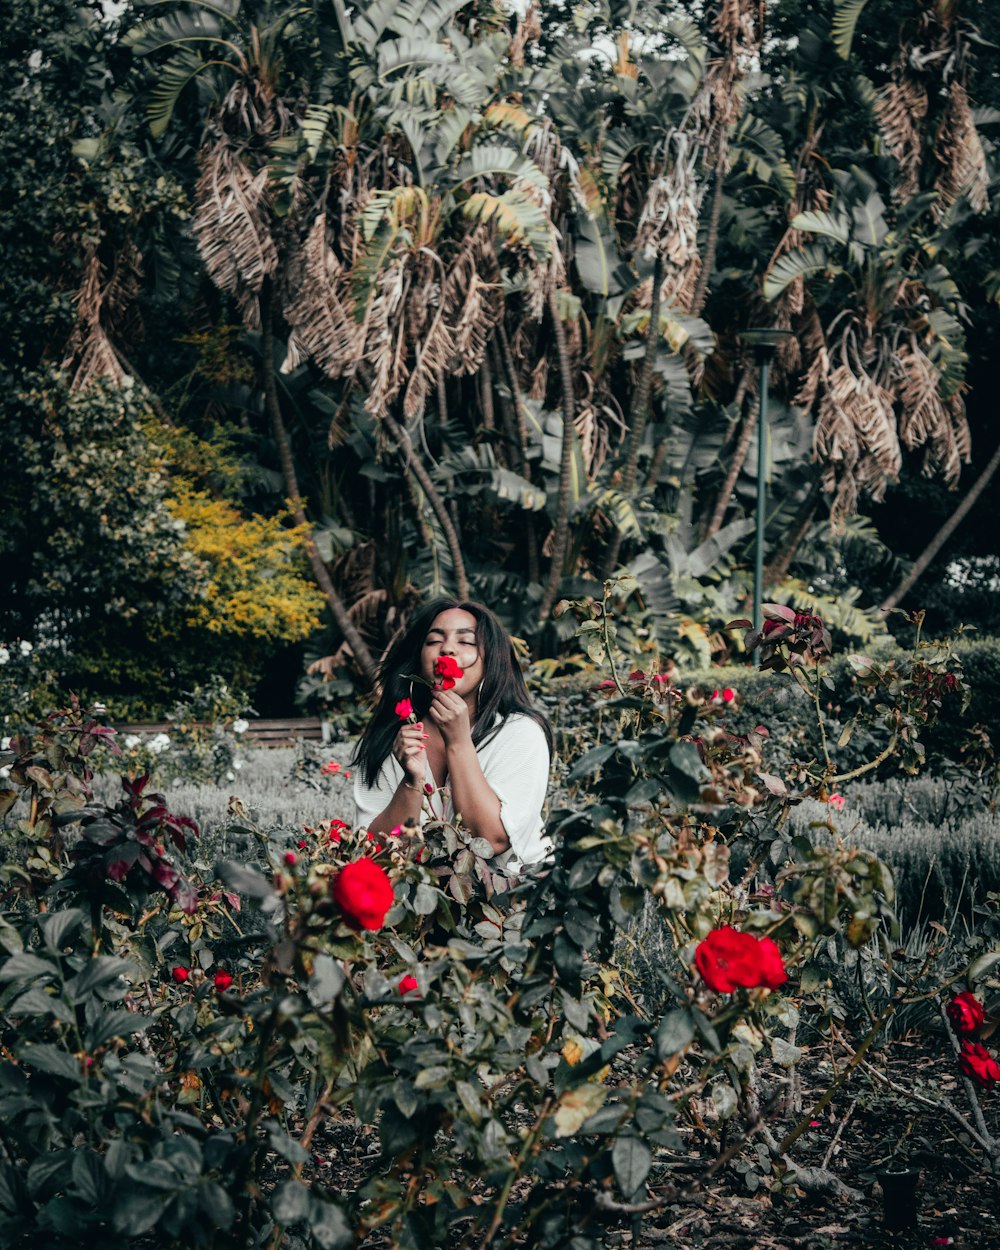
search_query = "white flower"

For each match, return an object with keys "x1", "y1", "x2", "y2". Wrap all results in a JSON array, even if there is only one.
[
  {"x1": 226, "y1": 771, "x2": 235, "y2": 781},
  {"x1": 0, "y1": 766, "x2": 9, "y2": 780},
  {"x1": 1, "y1": 737, "x2": 11, "y2": 750},
  {"x1": 123, "y1": 734, "x2": 141, "y2": 750},
  {"x1": 232, "y1": 718, "x2": 249, "y2": 735},
  {"x1": 0, "y1": 648, "x2": 9, "y2": 666},
  {"x1": 148, "y1": 733, "x2": 171, "y2": 754},
  {"x1": 91, "y1": 701, "x2": 106, "y2": 714},
  {"x1": 19, "y1": 641, "x2": 32, "y2": 656},
  {"x1": 233, "y1": 759, "x2": 243, "y2": 770}
]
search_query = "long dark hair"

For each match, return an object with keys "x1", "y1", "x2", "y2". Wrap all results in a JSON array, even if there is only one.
[{"x1": 351, "y1": 598, "x2": 553, "y2": 789}]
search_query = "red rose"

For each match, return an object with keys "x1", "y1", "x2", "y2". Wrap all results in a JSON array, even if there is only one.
[
  {"x1": 332, "y1": 858, "x2": 395, "y2": 931},
  {"x1": 694, "y1": 927, "x2": 787, "y2": 993},
  {"x1": 327, "y1": 818, "x2": 350, "y2": 843},
  {"x1": 284, "y1": 851, "x2": 297, "y2": 866},
  {"x1": 398, "y1": 974, "x2": 419, "y2": 995},
  {"x1": 297, "y1": 840, "x2": 307, "y2": 850},
  {"x1": 721, "y1": 687, "x2": 736, "y2": 703},
  {"x1": 433, "y1": 656, "x2": 463, "y2": 690},
  {"x1": 756, "y1": 936, "x2": 789, "y2": 990},
  {"x1": 958, "y1": 1041, "x2": 1000, "y2": 1088},
  {"x1": 395, "y1": 698, "x2": 414, "y2": 719},
  {"x1": 171, "y1": 966, "x2": 190, "y2": 984},
  {"x1": 947, "y1": 992, "x2": 985, "y2": 1037},
  {"x1": 214, "y1": 971, "x2": 233, "y2": 993}
]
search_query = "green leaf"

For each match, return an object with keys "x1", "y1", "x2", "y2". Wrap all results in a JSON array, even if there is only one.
[
  {"x1": 966, "y1": 949, "x2": 1000, "y2": 985},
  {"x1": 85, "y1": 1009, "x2": 152, "y2": 1050},
  {"x1": 654, "y1": 1009, "x2": 695, "y2": 1059},
  {"x1": 39, "y1": 909, "x2": 86, "y2": 953},
  {"x1": 308, "y1": 954, "x2": 345, "y2": 1011},
  {"x1": 0, "y1": 951, "x2": 57, "y2": 982},
  {"x1": 307, "y1": 1195, "x2": 352, "y2": 1250},
  {"x1": 19, "y1": 1044, "x2": 82, "y2": 1083},
  {"x1": 763, "y1": 244, "x2": 834, "y2": 301},
  {"x1": 112, "y1": 1189, "x2": 170, "y2": 1236},
  {"x1": 790, "y1": 209, "x2": 850, "y2": 243},
  {"x1": 273, "y1": 1179, "x2": 311, "y2": 1225},
  {"x1": 612, "y1": 1136, "x2": 651, "y2": 1198},
  {"x1": 831, "y1": 0, "x2": 871, "y2": 59}
]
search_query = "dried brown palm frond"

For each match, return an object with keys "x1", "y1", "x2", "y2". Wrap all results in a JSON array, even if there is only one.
[
  {"x1": 528, "y1": 355, "x2": 548, "y2": 400},
  {"x1": 874, "y1": 77, "x2": 928, "y2": 201},
  {"x1": 507, "y1": 3, "x2": 541, "y2": 68},
  {"x1": 790, "y1": 304, "x2": 828, "y2": 412},
  {"x1": 193, "y1": 138, "x2": 278, "y2": 329},
  {"x1": 364, "y1": 259, "x2": 409, "y2": 418},
  {"x1": 444, "y1": 232, "x2": 503, "y2": 379},
  {"x1": 282, "y1": 213, "x2": 363, "y2": 380},
  {"x1": 815, "y1": 362, "x2": 899, "y2": 525},
  {"x1": 402, "y1": 266, "x2": 456, "y2": 420},
  {"x1": 933, "y1": 81, "x2": 989, "y2": 218},
  {"x1": 63, "y1": 247, "x2": 139, "y2": 391},
  {"x1": 633, "y1": 133, "x2": 704, "y2": 312}
]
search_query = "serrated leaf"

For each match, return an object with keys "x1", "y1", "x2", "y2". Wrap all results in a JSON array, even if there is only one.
[{"x1": 612, "y1": 1136, "x2": 651, "y2": 1198}]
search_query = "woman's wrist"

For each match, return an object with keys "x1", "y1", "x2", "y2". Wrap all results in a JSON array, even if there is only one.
[{"x1": 400, "y1": 778, "x2": 424, "y2": 793}]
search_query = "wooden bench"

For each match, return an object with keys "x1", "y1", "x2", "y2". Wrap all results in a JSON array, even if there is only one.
[{"x1": 115, "y1": 718, "x2": 327, "y2": 749}]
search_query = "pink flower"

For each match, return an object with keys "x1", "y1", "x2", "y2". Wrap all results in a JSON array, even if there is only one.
[
  {"x1": 828, "y1": 793, "x2": 846, "y2": 811},
  {"x1": 320, "y1": 761, "x2": 341, "y2": 775},
  {"x1": 395, "y1": 698, "x2": 414, "y2": 720}
]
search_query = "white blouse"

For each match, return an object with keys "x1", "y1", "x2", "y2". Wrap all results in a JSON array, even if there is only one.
[{"x1": 353, "y1": 713, "x2": 553, "y2": 866}]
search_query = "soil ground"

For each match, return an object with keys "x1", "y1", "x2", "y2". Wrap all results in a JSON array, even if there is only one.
[{"x1": 300, "y1": 1030, "x2": 1000, "y2": 1250}]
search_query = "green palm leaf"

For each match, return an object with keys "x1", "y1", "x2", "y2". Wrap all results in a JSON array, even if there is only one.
[
  {"x1": 125, "y1": 9, "x2": 227, "y2": 56},
  {"x1": 831, "y1": 0, "x2": 871, "y2": 60},
  {"x1": 790, "y1": 210, "x2": 851, "y2": 243},
  {"x1": 147, "y1": 47, "x2": 215, "y2": 137},
  {"x1": 763, "y1": 244, "x2": 835, "y2": 301},
  {"x1": 462, "y1": 189, "x2": 551, "y2": 260}
]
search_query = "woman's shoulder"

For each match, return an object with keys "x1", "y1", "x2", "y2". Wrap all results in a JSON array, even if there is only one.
[{"x1": 487, "y1": 711, "x2": 550, "y2": 750}]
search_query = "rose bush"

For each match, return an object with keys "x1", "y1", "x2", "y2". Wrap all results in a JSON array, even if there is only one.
[{"x1": 0, "y1": 596, "x2": 997, "y2": 1248}]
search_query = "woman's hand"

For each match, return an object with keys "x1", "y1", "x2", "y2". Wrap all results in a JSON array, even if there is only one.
[
  {"x1": 428, "y1": 688, "x2": 473, "y2": 748},
  {"x1": 392, "y1": 721, "x2": 428, "y2": 785}
]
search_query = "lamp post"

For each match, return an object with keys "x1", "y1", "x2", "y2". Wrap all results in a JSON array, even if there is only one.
[{"x1": 737, "y1": 328, "x2": 794, "y2": 639}]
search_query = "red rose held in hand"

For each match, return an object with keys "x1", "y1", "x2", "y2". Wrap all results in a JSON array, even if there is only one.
[
  {"x1": 433, "y1": 655, "x2": 463, "y2": 690},
  {"x1": 333, "y1": 857, "x2": 395, "y2": 931},
  {"x1": 959, "y1": 1041, "x2": 1000, "y2": 1088},
  {"x1": 947, "y1": 991, "x2": 985, "y2": 1037},
  {"x1": 395, "y1": 698, "x2": 414, "y2": 720},
  {"x1": 694, "y1": 926, "x2": 787, "y2": 993}
]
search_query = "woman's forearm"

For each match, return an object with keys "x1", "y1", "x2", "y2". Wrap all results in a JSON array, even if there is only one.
[
  {"x1": 445, "y1": 741, "x2": 510, "y2": 853},
  {"x1": 367, "y1": 778, "x2": 424, "y2": 837}
]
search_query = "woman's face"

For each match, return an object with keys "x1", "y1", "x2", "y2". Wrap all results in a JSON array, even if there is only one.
[{"x1": 420, "y1": 608, "x2": 483, "y2": 696}]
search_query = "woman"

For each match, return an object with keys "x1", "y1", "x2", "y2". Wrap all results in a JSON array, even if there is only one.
[{"x1": 352, "y1": 599, "x2": 553, "y2": 867}]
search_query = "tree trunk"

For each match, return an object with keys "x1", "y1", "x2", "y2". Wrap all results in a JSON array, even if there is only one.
[
  {"x1": 478, "y1": 354, "x2": 495, "y2": 432},
  {"x1": 493, "y1": 327, "x2": 540, "y2": 586},
  {"x1": 880, "y1": 438, "x2": 1000, "y2": 612},
  {"x1": 703, "y1": 363, "x2": 755, "y2": 540},
  {"x1": 601, "y1": 252, "x2": 664, "y2": 578},
  {"x1": 382, "y1": 411, "x2": 470, "y2": 600},
  {"x1": 690, "y1": 151, "x2": 727, "y2": 318},
  {"x1": 538, "y1": 286, "x2": 578, "y2": 623},
  {"x1": 259, "y1": 286, "x2": 378, "y2": 681},
  {"x1": 763, "y1": 484, "x2": 819, "y2": 589}
]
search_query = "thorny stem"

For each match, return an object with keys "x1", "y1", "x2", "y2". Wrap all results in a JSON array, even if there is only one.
[
  {"x1": 471, "y1": 1097, "x2": 554, "y2": 1250},
  {"x1": 601, "y1": 590, "x2": 627, "y2": 697},
  {"x1": 829, "y1": 736, "x2": 898, "y2": 785}
]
